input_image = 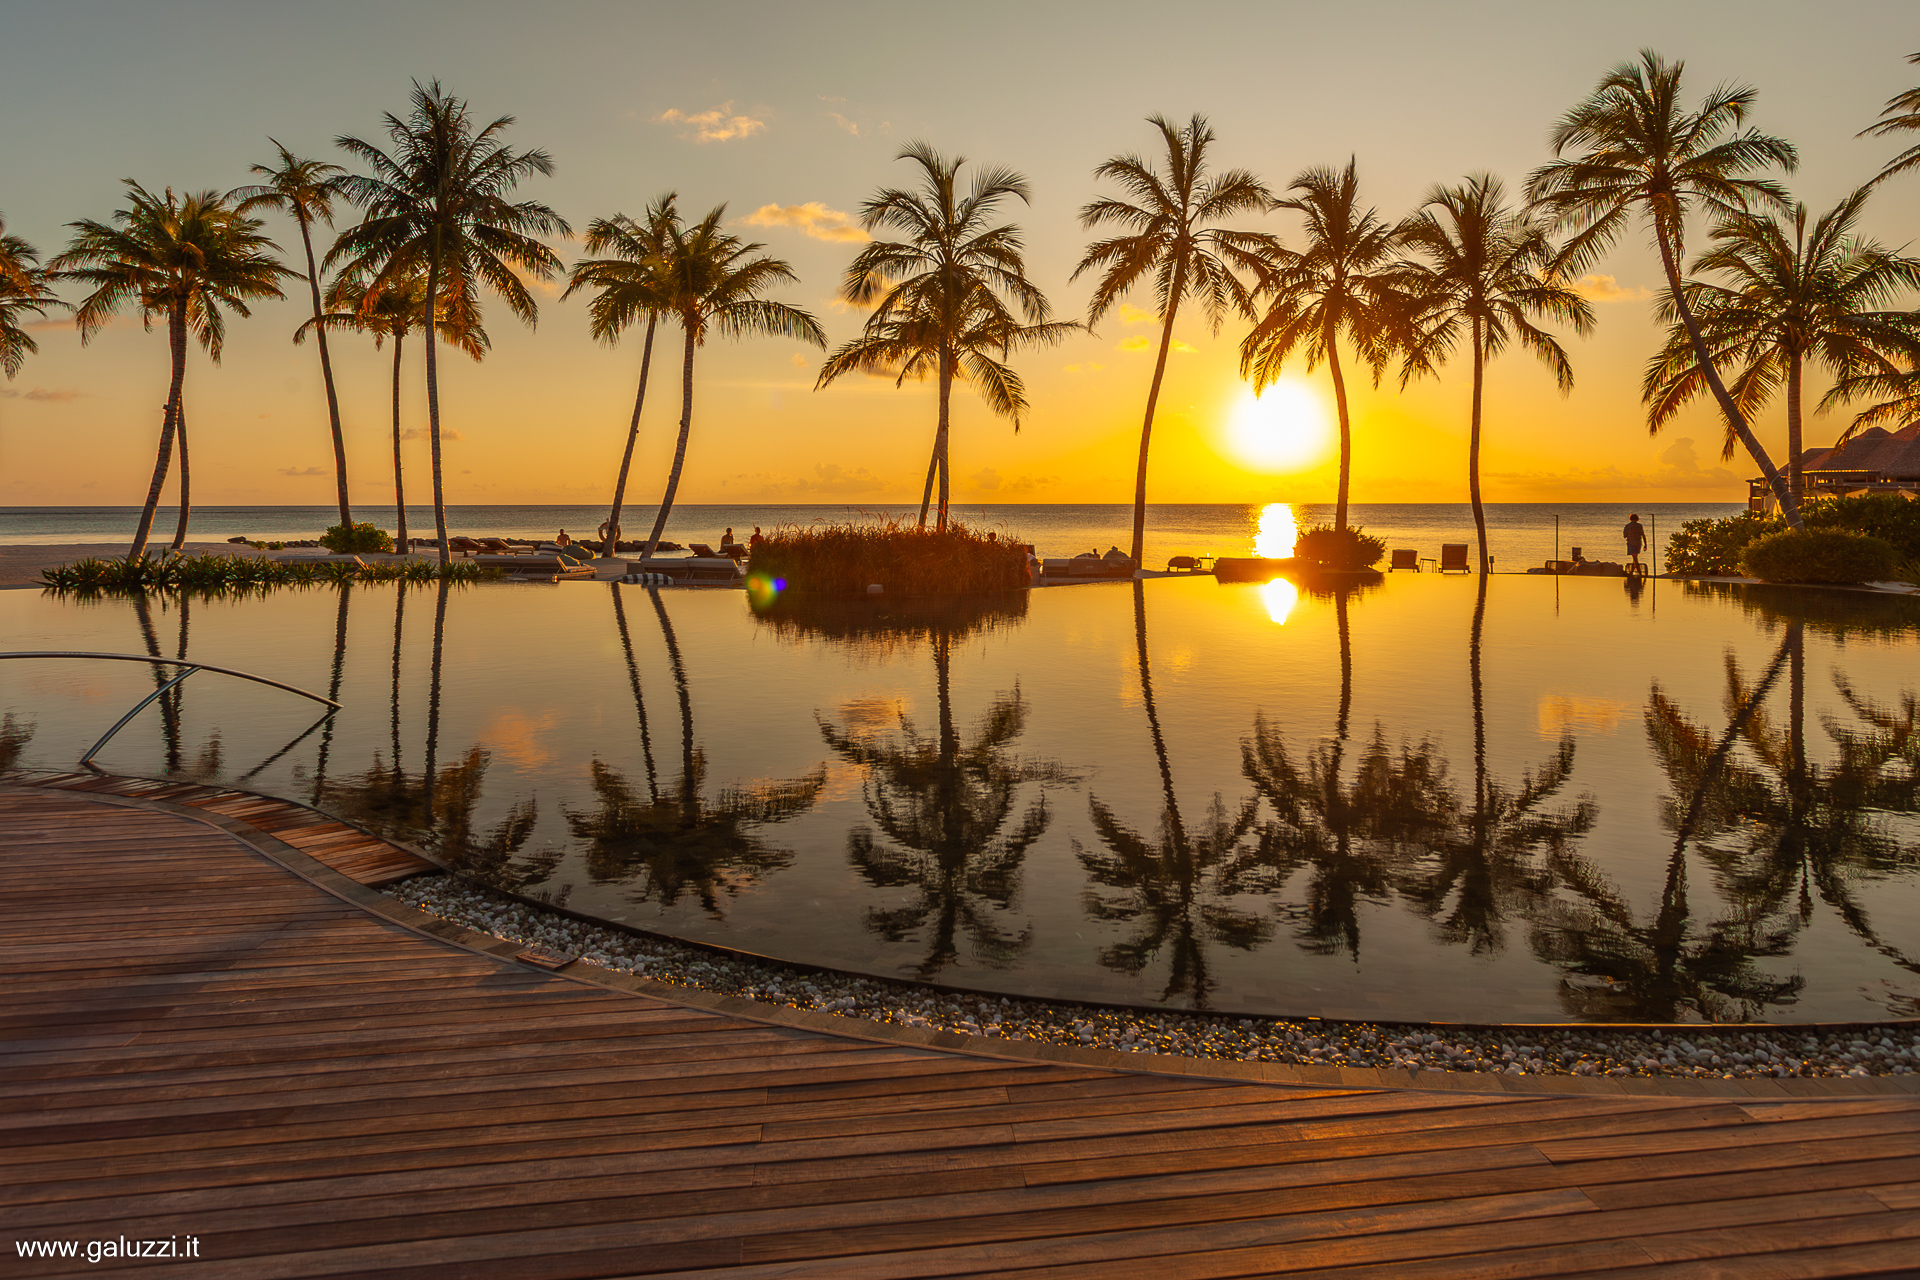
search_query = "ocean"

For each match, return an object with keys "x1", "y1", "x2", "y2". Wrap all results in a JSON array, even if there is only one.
[{"x1": 0, "y1": 502, "x2": 1741, "y2": 570}]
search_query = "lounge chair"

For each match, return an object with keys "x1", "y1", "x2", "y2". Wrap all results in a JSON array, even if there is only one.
[
  {"x1": 1389, "y1": 549, "x2": 1420, "y2": 572},
  {"x1": 1438, "y1": 544, "x2": 1471, "y2": 574},
  {"x1": 447, "y1": 536, "x2": 484, "y2": 556},
  {"x1": 477, "y1": 538, "x2": 528, "y2": 555},
  {"x1": 1165, "y1": 554, "x2": 1214, "y2": 574},
  {"x1": 622, "y1": 555, "x2": 743, "y2": 585}
]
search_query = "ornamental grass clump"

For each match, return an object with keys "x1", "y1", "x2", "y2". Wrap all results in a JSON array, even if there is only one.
[
  {"x1": 748, "y1": 518, "x2": 1028, "y2": 596},
  {"x1": 39, "y1": 553, "x2": 496, "y2": 593},
  {"x1": 1740, "y1": 529, "x2": 1899, "y2": 584},
  {"x1": 1292, "y1": 525, "x2": 1386, "y2": 571}
]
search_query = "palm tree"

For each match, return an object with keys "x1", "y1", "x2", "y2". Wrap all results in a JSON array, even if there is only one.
[
  {"x1": 636, "y1": 205, "x2": 825, "y2": 562},
  {"x1": 1240, "y1": 160, "x2": 1402, "y2": 535},
  {"x1": 1396, "y1": 175, "x2": 1594, "y2": 573},
  {"x1": 301, "y1": 268, "x2": 489, "y2": 554},
  {"x1": 1861, "y1": 51, "x2": 1920, "y2": 186},
  {"x1": 231, "y1": 143, "x2": 354, "y2": 529},
  {"x1": 1, "y1": 215, "x2": 64, "y2": 383},
  {"x1": 1074, "y1": 114, "x2": 1272, "y2": 565},
  {"x1": 818, "y1": 144, "x2": 1078, "y2": 532},
  {"x1": 563, "y1": 195, "x2": 678, "y2": 557},
  {"x1": 1644, "y1": 190, "x2": 1920, "y2": 508},
  {"x1": 52, "y1": 182, "x2": 291, "y2": 560},
  {"x1": 331, "y1": 80, "x2": 570, "y2": 565},
  {"x1": 1526, "y1": 49, "x2": 1803, "y2": 525}
]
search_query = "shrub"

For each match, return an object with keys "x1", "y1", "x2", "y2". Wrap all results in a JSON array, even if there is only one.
[
  {"x1": 1803, "y1": 493, "x2": 1920, "y2": 560},
  {"x1": 320, "y1": 522, "x2": 394, "y2": 554},
  {"x1": 747, "y1": 518, "x2": 1028, "y2": 596},
  {"x1": 1740, "y1": 529, "x2": 1899, "y2": 584},
  {"x1": 1292, "y1": 525, "x2": 1386, "y2": 571},
  {"x1": 38, "y1": 553, "x2": 498, "y2": 593},
  {"x1": 1663, "y1": 513, "x2": 1784, "y2": 575}
]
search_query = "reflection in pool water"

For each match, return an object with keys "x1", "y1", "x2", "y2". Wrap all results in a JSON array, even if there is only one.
[{"x1": 5, "y1": 572, "x2": 1918, "y2": 1024}]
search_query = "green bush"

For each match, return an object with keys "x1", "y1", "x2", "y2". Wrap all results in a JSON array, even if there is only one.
[
  {"x1": 1292, "y1": 525, "x2": 1386, "y2": 571},
  {"x1": 39, "y1": 553, "x2": 498, "y2": 594},
  {"x1": 747, "y1": 518, "x2": 1029, "y2": 595},
  {"x1": 1739, "y1": 529, "x2": 1899, "y2": 584},
  {"x1": 320, "y1": 522, "x2": 394, "y2": 554},
  {"x1": 1663, "y1": 513, "x2": 1784, "y2": 575},
  {"x1": 1803, "y1": 493, "x2": 1920, "y2": 560}
]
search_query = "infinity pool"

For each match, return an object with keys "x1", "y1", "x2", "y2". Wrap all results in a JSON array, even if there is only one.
[{"x1": 5, "y1": 572, "x2": 1916, "y2": 1024}]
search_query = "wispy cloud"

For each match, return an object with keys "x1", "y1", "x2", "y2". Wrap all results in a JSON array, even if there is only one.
[
  {"x1": 401, "y1": 427, "x2": 463, "y2": 442},
  {"x1": 1487, "y1": 437, "x2": 1741, "y2": 494},
  {"x1": 742, "y1": 202, "x2": 869, "y2": 243},
  {"x1": 825, "y1": 111, "x2": 859, "y2": 136},
  {"x1": 1570, "y1": 273, "x2": 1652, "y2": 303},
  {"x1": 1117, "y1": 335, "x2": 1193, "y2": 353},
  {"x1": 790, "y1": 352, "x2": 813, "y2": 369},
  {"x1": 657, "y1": 102, "x2": 767, "y2": 144},
  {"x1": 966, "y1": 467, "x2": 1057, "y2": 498},
  {"x1": 0, "y1": 386, "x2": 80, "y2": 401},
  {"x1": 277, "y1": 465, "x2": 326, "y2": 477},
  {"x1": 741, "y1": 462, "x2": 891, "y2": 498},
  {"x1": 1118, "y1": 303, "x2": 1159, "y2": 326}
]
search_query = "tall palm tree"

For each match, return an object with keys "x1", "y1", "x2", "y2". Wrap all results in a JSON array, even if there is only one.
[
  {"x1": 1074, "y1": 114, "x2": 1272, "y2": 565},
  {"x1": 52, "y1": 182, "x2": 291, "y2": 559},
  {"x1": 1861, "y1": 51, "x2": 1920, "y2": 186},
  {"x1": 301, "y1": 268, "x2": 489, "y2": 553},
  {"x1": 563, "y1": 194, "x2": 678, "y2": 558},
  {"x1": 637, "y1": 205, "x2": 825, "y2": 562},
  {"x1": 1526, "y1": 50, "x2": 1803, "y2": 525},
  {"x1": 331, "y1": 80, "x2": 570, "y2": 565},
  {"x1": 818, "y1": 144, "x2": 1078, "y2": 532},
  {"x1": 1240, "y1": 160, "x2": 1401, "y2": 535},
  {"x1": 1, "y1": 215, "x2": 64, "y2": 382},
  {"x1": 1644, "y1": 190, "x2": 1920, "y2": 507},
  {"x1": 1396, "y1": 175, "x2": 1594, "y2": 572},
  {"x1": 231, "y1": 143, "x2": 354, "y2": 529}
]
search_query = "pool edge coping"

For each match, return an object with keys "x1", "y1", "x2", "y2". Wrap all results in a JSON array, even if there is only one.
[{"x1": 8, "y1": 777, "x2": 1917, "y2": 1103}]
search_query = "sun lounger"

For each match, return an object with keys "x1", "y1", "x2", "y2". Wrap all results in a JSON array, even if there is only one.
[
  {"x1": 1389, "y1": 549, "x2": 1419, "y2": 572},
  {"x1": 623, "y1": 556, "x2": 744, "y2": 585},
  {"x1": 1042, "y1": 556, "x2": 1136, "y2": 579},
  {"x1": 1165, "y1": 555, "x2": 1213, "y2": 574},
  {"x1": 447, "y1": 537, "x2": 484, "y2": 556},
  {"x1": 1438, "y1": 544, "x2": 1471, "y2": 573},
  {"x1": 473, "y1": 554, "x2": 593, "y2": 573}
]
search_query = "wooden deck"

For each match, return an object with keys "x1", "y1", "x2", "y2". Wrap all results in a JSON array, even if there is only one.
[{"x1": 3, "y1": 783, "x2": 1919, "y2": 1279}]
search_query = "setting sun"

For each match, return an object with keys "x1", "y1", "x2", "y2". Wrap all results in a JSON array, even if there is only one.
[{"x1": 1227, "y1": 381, "x2": 1331, "y2": 471}]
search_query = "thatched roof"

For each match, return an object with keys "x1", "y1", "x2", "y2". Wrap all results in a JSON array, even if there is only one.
[{"x1": 1798, "y1": 422, "x2": 1920, "y2": 478}]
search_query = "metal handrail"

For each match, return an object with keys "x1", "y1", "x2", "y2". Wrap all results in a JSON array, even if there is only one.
[{"x1": 0, "y1": 651, "x2": 340, "y2": 768}]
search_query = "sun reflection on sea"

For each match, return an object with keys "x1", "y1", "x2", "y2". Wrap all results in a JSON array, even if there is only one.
[
  {"x1": 1259, "y1": 577, "x2": 1299, "y2": 625},
  {"x1": 1253, "y1": 503, "x2": 1298, "y2": 558}
]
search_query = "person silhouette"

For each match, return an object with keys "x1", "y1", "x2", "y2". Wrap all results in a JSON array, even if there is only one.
[{"x1": 1624, "y1": 513, "x2": 1646, "y2": 570}]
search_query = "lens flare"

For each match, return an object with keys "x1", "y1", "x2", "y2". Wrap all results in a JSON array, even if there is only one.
[
  {"x1": 1253, "y1": 503, "x2": 1299, "y2": 558},
  {"x1": 746, "y1": 572, "x2": 784, "y2": 611},
  {"x1": 1259, "y1": 577, "x2": 1299, "y2": 625}
]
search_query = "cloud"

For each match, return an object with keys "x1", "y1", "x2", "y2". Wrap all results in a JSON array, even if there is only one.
[
  {"x1": 1117, "y1": 335, "x2": 1193, "y2": 354},
  {"x1": 790, "y1": 352, "x2": 812, "y2": 369},
  {"x1": 1570, "y1": 273, "x2": 1652, "y2": 303},
  {"x1": 400, "y1": 427, "x2": 463, "y2": 441},
  {"x1": 742, "y1": 202, "x2": 869, "y2": 243},
  {"x1": 1487, "y1": 438, "x2": 1742, "y2": 494},
  {"x1": 657, "y1": 102, "x2": 766, "y2": 143},
  {"x1": 0, "y1": 386, "x2": 80, "y2": 401},
  {"x1": 1118, "y1": 303, "x2": 1159, "y2": 326},
  {"x1": 742, "y1": 462, "x2": 891, "y2": 498},
  {"x1": 818, "y1": 94, "x2": 847, "y2": 104},
  {"x1": 277, "y1": 465, "x2": 326, "y2": 477},
  {"x1": 1064, "y1": 362, "x2": 1105, "y2": 374},
  {"x1": 966, "y1": 467, "x2": 1057, "y2": 498},
  {"x1": 826, "y1": 111, "x2": 859, "y2": 136},
  {"x1": 1173, "y1": 339, "x2": 1196, "y2": 353}
]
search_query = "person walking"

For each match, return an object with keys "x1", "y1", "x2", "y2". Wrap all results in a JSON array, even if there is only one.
[{"x1": 1624, "y1": 513, "x2": 1647, "y2": 571}]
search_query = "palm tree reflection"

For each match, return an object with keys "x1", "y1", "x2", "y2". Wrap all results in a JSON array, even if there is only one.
[
  {"x1": 566, "y1": 586, "x2": 824, "y2": 918},
  {"x1": 1078, "y1": 581, "x2": 1263, "y2": 1006},
  {"x1": 819, "y1": 619, "x2": 1067, "y2": 979}
]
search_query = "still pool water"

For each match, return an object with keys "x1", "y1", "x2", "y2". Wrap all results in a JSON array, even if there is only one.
[{"x1": 4, "y1": 573, "x2": 1917, "y2": 1024}]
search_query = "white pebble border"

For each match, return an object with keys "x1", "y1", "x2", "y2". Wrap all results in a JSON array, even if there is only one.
[{"x1": 386, "y1": 873, "x2": 1920, "y2": 1081}]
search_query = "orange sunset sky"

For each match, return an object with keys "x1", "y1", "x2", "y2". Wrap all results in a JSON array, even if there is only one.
[{"x1": 2, "y1": 1, "x2": 1916, "y2": 510}]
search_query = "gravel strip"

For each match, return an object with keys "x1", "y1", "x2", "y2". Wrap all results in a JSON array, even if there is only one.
[{"x1": 386, "y1": 873, "x2": 1920, "y2": 1080}]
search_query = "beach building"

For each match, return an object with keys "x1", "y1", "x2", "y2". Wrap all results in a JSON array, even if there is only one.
[{"x1": 1748, "y1": 421, "x2": 1920, "y2": 513}]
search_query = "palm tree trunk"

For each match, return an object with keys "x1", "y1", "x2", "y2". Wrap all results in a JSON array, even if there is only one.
[
  {"x1": 299, "y1": 211, "x2": 351, "y2": 529},
  {"x1": 391, "y1": 583, "x2": 406, "y2": 773},
  {"x1": 390, "y1": 330, "x2": 408, "y2": 554},
  {"x1": 1468, "y1": 320, "x2": 1487, "y2": 574},
  {"x1": 130, "y1": 302, "x2": 189, "y2": 561},
  {"x1": 1786, "y1": 350, "x2": 1804, "y2": 511},
  {"x1": 169, "y1": 398, "x2": 191, "y2": 551},
  {"x1": 424, "y1": 576, "x2": 449, "y2": 807},
  {"x1": 647, "y1": 584, "x2": 696, "y2": 812},
  {"x1": 641, "y1": 325, "x2": 698, "y2": 563},
  {"x1": 424, "y1": 233, "x2": 451, "y2": 566},
  {"x1": 604, "y1": 314, "x2": 658, "y2": 558},
  {"x1": 916, "y1": 439, "x2": 939, "y2": 529},
  {"x1": 934, "y1": 349, "x2": 954, "y2": 534},
  {"x1": 313, "y1": 582, "x2": 352, "y2": 795},
  {"x1": 1654, "y1": 232, "x2": 1799, "y2": 527},
  {"x1": 611, "y1": 583, "x2": 659, "y2": 802},
  {"x1": 1326, "y1": 319, "x2": 1354, "y2": 535},
  {"x1": 1132, "y1": 282, "x2": 1184, "y2": 567},
  {"x1": 1132, "y1": 579, "x2": 1186, "y2": 848}
]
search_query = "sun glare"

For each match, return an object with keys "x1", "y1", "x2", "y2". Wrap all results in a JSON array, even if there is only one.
[
  {"x1": 1259, "y1": 577, "x2": 1299, "y2": 626},
  {"x1": 1253, "y1": 503, "x2": 1298, "y2": 558},
  {"x1": 1228, "y1": 381, "x2": 1330, "y2": 471}
]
